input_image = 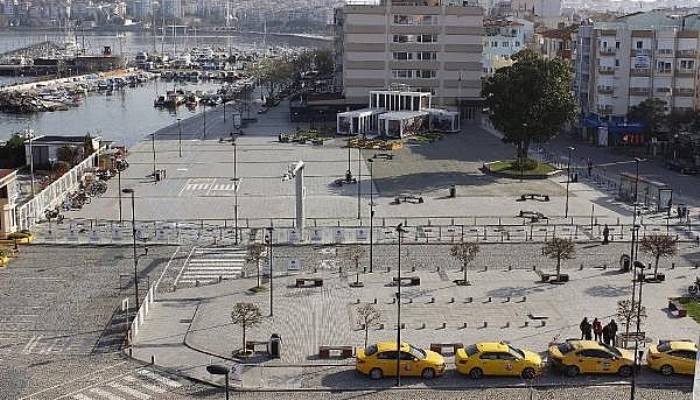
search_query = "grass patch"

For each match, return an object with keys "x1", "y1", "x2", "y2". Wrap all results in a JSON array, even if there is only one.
[
  {"x1": 488, "y1": 160, "x2": 558, "y2": 176},
  {"x1": 678, "y1": 297, "x2": 700, "y2": 323}
]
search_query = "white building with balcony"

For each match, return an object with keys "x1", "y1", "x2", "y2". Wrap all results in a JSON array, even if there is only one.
[{"x1": 482, "y1": 17, "x2": 533, "y2": 76}]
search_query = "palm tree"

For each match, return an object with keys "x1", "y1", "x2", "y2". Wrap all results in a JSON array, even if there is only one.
[
  {"x1": 639, "y1": 234, "x2": 678, "y2": 277},
  {"x1": 450, "y1": 242, "x2": 480, "y2": 286},
  {"x1": 542, "y1": 238, "x2": 575, "y2": 280}
]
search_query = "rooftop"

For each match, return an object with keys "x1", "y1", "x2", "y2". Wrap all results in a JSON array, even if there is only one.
[{"x1": 30, "y1": 135, "x2": 97, "y2": 144}]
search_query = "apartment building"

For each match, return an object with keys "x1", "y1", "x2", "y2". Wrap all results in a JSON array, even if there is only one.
[
  {"x1": 335, "y1": 0, "x2": 484, "y2": 120},
  {"x1": 577, "y1": 11, "x2": 700, "y2": 120},
  {"x1": 482, "y1": 17, "x2": 533, "y2": 76}
]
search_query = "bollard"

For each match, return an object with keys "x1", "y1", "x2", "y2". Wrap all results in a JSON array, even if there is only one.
[
  {"x1": 129, "y1": 347, "x2": 133, "y2": 357},
  {"x1": 483, "y1": 266, "x2": 488, "y2": 272},
  {"x1": 441, "y1": 322, "x2": 446, "y2": 329},
  {"x1": 219, "y1": 275, "x2": 223, "y2": 283},
  {"x1": 541, "y1": 320, "x2": 546, "y2": 327},
  {"x1": 151, "y1": 355, "x2": 156, "y2": 365},
  {"x1": 461, "y1": 322, "x2": 467, "y2": 329},
  {"x1": 465, "y1": 297, "x2": 473, "y2": 303},
  {"x1": 373, "y1": 298, "x2": 377, "y2": 304},
  {"x1": 523, "y1": 321, "x2": 529, "y2": 328},
  {"x1": 363, "y1": 267, "x2": 367, "y2": 273},
  {"x1": 503, "y1": 296, "x2": 510, "y2": 303},
  {"x1": 429, "y1": 297, "x2": 435, "y2": 304},
  {"x1": 391, "y1": 298, "x2": 396, "y2": 304},
  {"x1": 671, "y1": 262, "x2": 675, "y2": 270},
  {"x1": 360, "y1": 323, "x2": 366, "y2": 331},
  {"x1": 195, "y1": 280, "x2": 200, "y2": 287},
  {"x1": 387, "y1": 267, "x2": 391, "y2": 273},
  {"x1": 695, "y1": 264, "x2": 699, "y2": 269},
  {"x1": 521, "y1": 296, "x2": 527, "y2": 303},
  {"x1": 408, "y1": 298, "x2": 413, "y2": 304},
  {"x1": 508, "y1": 265, "x2": 512, "y2": 271},
  {"x1": 436, "y1": 266, "x2": 440, "y2": 273},
  {"x1": 449, "y1": 297, "x2": 455, "y2": 304},
  {"x1": 419, "y1": 322, "x2": 426, "y2": 329},
  {"x1": 483, "y1": 321, "x2": 488, "y2": 328},
  {"x1": 314, "y1": 267, "x2": 318, "y2": 273},
  {"x1": 579, "y1": 263, "x2": 583, "y2": 271},
  {"x1": 339, "y1": 267, "x2": 343, "y2": 274},
  {"x1": 603, "y1": 264, "x2": 607, "y2": 270},
  {"x1": 411, "y1": 266, "x2": 416, "y2": 273},
  {"x1": 503, "y1": 322, "x2": 510, "y2": 329},
  {"x1": 532, "y1": 265, "x2": 536, "y2": 271},
  {"x1": 486, "y1": 296, "x2": 492, "y2": 303},
  {"x1": 377, "y1": 323, "x2": 384, "y2": 330},
  {"x1": 356, "y1": 298, "x2": 361, "y2": 304}
]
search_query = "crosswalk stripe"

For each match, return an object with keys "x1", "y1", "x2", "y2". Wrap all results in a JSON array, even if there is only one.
[
  {"x1": 122, "y1": 376, "x2": 166, "y2": 394},
  {"x1": 89, "y1": 388, "x2": 125, "y2": 400},
  {"x1": 107, "y1": 382, "x2": 150, "y2": 399},
  {"x1": 72, "y1": 394, "x2": 95, "y2": 400},
  {"x1": 138, "y1": 370, "x2": 182, "y2": 388}
]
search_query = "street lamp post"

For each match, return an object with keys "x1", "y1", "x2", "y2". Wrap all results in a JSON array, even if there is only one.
[
  {"x1": 232, "y1": 137, "x2": 239, "y2": 245},
  {"x1": 177, "y1": 118, "x2": 183, "y2": 157},
  {"x1": 630, "y1": 256, "x2": 645, "y2": 400},
  {"x1": 357, "y1": 147, "x2": 361, "y2": 220},
  {"x1": 203, "y1": 103, "x2": 207, "y2": 138},
  {"x1": 265, "y1": 227, "x2": 274, "y2": 317},
  {"x1": 625, "y1": 159, "x2": 642, "y2": 347},
  {"x1": 395, "y1": 223, "x2": 407, "y2": 387},
  {"x1": 117, "y1": 168, "x2": 122, "y2": 223},
  {"x1": 564, "y1": 146, "x2": 575, "y2": 218},
  {"x1": 122, "y1": 188, "x2": 139, "y2": 310},
  {"x1": 151, "y1": 132, "x2": 157, "y2": 181},
  {"x1": 368, "y1": 159, "x2": 374, "y2": 273},
  {"x1": 347, "y1": 142, "x2": 352, "y2": 181}
]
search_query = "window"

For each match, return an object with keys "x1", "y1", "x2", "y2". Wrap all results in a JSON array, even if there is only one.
[
  {"x1": 492, "y1": 41, "x2": 498, "y2": 47},
  {"x1": 657, "y1": 61, "x2": 672, "y2": 72},
  {"x1": 399, "y1": 351, "x2": 416, "y2": 361},
  {"x1": 418, "y1": 34, "x2": 437, "y2": 43},
  {"x1": 479, "y1": 352, "x2": 499, "y2": 360},
  {"x1": 417, "y1": 52, "x2": 436, "y2": 60},
  {"x1": 636, "y1": 41, "x2": 643, "y2": 49},
  {"x1": 408, "y1": 344, "x2": 426, "y2": 360},
  {"x1": 602, "y1": 41, "x2": 608, "y2": 48},
  {"x1": 393, "y1": 15, "x2": 411, "y2": 25},
  {"x1": 393, "y1": 35, "x2": 410, "y2": 43},
  {"x1": 615, "y1": 41, "x2": 620, "y2": 49},
  {"x1": 393, "y1": 52, "x2": 412, "y2": 60},
  {"x1": 497, "y1": 352, "x2": 516, "y2": 361},
  {"x1": 392, "y1": 69, "x2": 413, "y2": 79},
  {"x1": 515, "y1": 41, "x2": 521, "y2": 47},
  {"x1": 508, "y1": 345, "x2": 525, "y2": 359},
  {"x1": 502, "y1": 41, "x2": 509, "y2": 47},
  {"x1": 364, "y1": 345, "x2": 378, "y2": 356},
  {"x1": 557, "y1": 343, "x2": 574, "y2": 354},
  {"x1": 657, "y1": 343, "x2": 672, "y2": 353},
  {"x1": 680, "y1": 60, "x2": 695, "y2": 70},
  {"x1": 377, "y1": 351, "x2": 397, "y2": 360},
  {"x1": 464, "y1": 344, "x2": 479, "y2": 357},
  {"x1": 414, "y1": 69, "x2": 436, "y2": 79},
  {"x1": 615, "y1": 59, "x2": 620, "y2": 67}
]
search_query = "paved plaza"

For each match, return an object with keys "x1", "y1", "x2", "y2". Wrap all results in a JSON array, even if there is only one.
[{"x1": 130, "y1": 242, "x2": 699, "y2": 391}]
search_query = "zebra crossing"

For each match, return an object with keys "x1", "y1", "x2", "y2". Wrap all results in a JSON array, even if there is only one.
[
  {"x1": 70, "y1": 369, "x2": 183, "y2": 400},
  {"x1": 181, "y1": 178, "x2": 235, "y2": 195},
  {"x1": 176, "y1": 247, "x2": 246, "y2": 286},
  {"x1": 22, "y1": 333, "x2": 97, "y2": 355}
]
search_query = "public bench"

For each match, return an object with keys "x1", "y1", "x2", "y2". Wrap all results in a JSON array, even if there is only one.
[
  {"x1": 391, "y1": 276, "x2": 421, "y2": 286},
  {"x1": 319, "y1": 345, "x2": 354, "y2": 359},
  {"x1": 429, "y1": 343, "x2": 464, "y2": 355},
  {"x1": 373, "y1": 153, "x2": 394, "y2": 161},
  {"x1": 518, "y1": 210, "x2": 547, "y2": 222},
  {"x1": 518, "y1": 193, "x2": 550, "y2": 202},
  {"x1": 535, "y1": 269, "x2": 569, "y2": 283},
  {"x1": 394, "y1": 195, "x2": 424, "y2": 204},
  {"x1": 668, "y1": 299, "x2": 687, "y2": 318},
  {"x1": 295, "y1": 278, "x2": 323, "y2": 288},
  {"x1": 641, "y1": 272, "x2": 665, "y2": 282},
  {"x1": 245, "y1": 340, "x2": 269, "y2": 352}
]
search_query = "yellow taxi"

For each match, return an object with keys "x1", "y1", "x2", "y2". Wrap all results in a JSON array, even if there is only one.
[
  {"x1": 356, "y1": 341, "x2": 446, "y2": 379},
  {"x1": 455, "y1": 342, "x2": 545, "y2": 379},
  {"x1": 647, "y1": 340, "x2": 697, "y2": 376},
  {"x1": 548, "y1": 339, "x2": 634, "y2": 377}
]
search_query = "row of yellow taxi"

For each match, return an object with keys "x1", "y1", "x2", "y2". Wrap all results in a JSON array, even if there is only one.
[{"x1": 355, "y1": 339, "x2": 697, "y2": 380}]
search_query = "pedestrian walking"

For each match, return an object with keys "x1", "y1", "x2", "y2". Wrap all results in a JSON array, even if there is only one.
[
  {"x1": 580, "y1": 317, "x2": 592, "y2": 340},
  {"x1": 602, "y1": 224, "x2": 610, "y2": 245},
  {"x1": 608, "y1": 319, "x2": 618, "y2": 345},
  {"x1": 587, "y1": 159, "x2": 593, "y2": 177},
  {"x1": 592, "y1": 318, "x2": 603, "y2": 342},
  {"x1": 602, "y1": 323, "x2": 611, "y2": 346}
]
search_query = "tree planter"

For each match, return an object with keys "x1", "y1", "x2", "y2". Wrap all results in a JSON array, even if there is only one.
[{"x1": 453, "y1": 279, "x2": 472, "y2": 286}]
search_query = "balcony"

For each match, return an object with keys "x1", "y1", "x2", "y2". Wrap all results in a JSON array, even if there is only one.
[
  {"x1": 675, "y1": 88, "x2": 695, "y2": 97},
  {"x1": 675, "y1": 69, "x2": 696, "y2": 78},
  {"x1": 599, "y1": 47, "x2": 616, "y2": 56},
  {"x1": 630, "y1": 68, "x2": 651, "y2": 76},
  {"x1": 676, "y1": 50, "x2": 697, "y2": 58},
  {"x1": 657, "y1": 49, "x2": 674, "y2": 57},
  {"x1": 656, "y1": 68, "x2": 673, "y2": 75},
  {"x1": 629, "y1": 87, "x2": 650, "y2": 96},
  {"x1": 597, "y1": 86, "x2": 614, "y2": 94},
  {"x1": 631, "y1": 49, "x2": 652, "y2": 57},
  {"x1": 598, "y1": 66, "x2": 615, "y2": 75}
]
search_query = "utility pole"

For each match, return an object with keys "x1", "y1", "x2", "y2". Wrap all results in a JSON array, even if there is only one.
[
  {"x1": 564, "y1": 146, "x2": 574, "y2": 218},
  {"x1": 395, "y1": 223, "x2": 406, "y2": 387}
]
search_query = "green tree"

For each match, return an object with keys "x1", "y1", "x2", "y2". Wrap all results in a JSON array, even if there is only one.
[
  {"x1": 231, "y1": 302, "x2": 263, "y2": 356},
  {"x1": 450, "y1": 242, "x2": 480, "y2": 286},
  {"x1": 0, "y1": 133, "x2": 26, "y2": 168},
  {"x1": 639, "y1": 234, "x2": 678, "y2": 276},
  {"x1": 627, "y1": 98, "x2": 667, "y2": 139},
  {"x1": 542, "y1": 237, "x2": 575, "y2": 280},
  {"x1": 313, "y1": 49, "x2": 334, "y2": 76},
  {"x1": 249, "y1": 57, "x2": 293, "y2": 100},
  {"x1": 83, "y1": 133, "x2": 95, "y2": 156},
  {"x1": 482, "y1": 50, "x2": 576, "y2": 166}
]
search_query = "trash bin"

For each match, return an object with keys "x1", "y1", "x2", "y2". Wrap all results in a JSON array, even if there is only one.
[
  {"x1": 268, "y1": 333, "x2": 281, "y2": 359},
  {"x1": 449, "y1": 185, "x2": 456, "y2": 198}
]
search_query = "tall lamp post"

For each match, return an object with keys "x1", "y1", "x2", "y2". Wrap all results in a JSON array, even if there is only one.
[
  {"x1": 357, "y1": 147, "x2": 362, "y2": 220},
  {"x1": 177, "y1": 117, "x2": 183, "y2": 158},
  {"x1": 122, "y1": 188, "x2": 139, "y2": 310},
  {"x1": 347, "y1": 142, "x2": 352, "y2": 181},
  {"x1": 395, "y1": 223, "x2": 407, "y2": 387},
  {"x1": 117, "y1": 167, "x2": 123, "y2": 223},
  {"x1": 625, "y1": 159, "x2": 642, "y2": 344},
  {"x1": 265, "y1": 227, "x2": 274, "y2": 317},
  {"x1": 564, "y1": 146, "x2": 575, "y2": 218},
  {"x1": 368, "y1": 159, "x2": 374, "y2": 273},
  {"x1": 151, "y1": 132, "x2": 157, "y2": 181},
  {"x1": 232, "y1": 137, "x2": 239, "y2": 245},
  {"x1": 203, "y1": 103, "x2": 207, "y2": 139}
]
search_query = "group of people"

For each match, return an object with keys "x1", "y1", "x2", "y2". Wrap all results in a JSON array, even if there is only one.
[{"x1": 579, "y1": 317, "x2": 619, "y2": 346}]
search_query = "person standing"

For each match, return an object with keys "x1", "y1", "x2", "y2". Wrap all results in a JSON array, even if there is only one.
[
  {"x1": 602, "y1": 224, "x2": 610, "y2": 245},
  {"x1": 608, "y1": 319, "x2": 618, "y2": 346},
  {"x1": 580, "y1": 317, "x2": 592, "y2": 340},
  {"x1": 592, "y1": 318, "x2": 603, "y2": 342},
  {"x1": 602, "y1": 323, "x2": 611, "y2": 346}
]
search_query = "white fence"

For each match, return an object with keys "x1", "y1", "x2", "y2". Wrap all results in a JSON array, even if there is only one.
[
  {"x1": 15, "y1": 147, "x2": 103, "y2": 231},
  {"x1": 128, "y1": 285, "x2": 155, "y2": 343}
]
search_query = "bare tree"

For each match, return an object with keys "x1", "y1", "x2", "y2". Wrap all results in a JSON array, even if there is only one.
[
  {"x1": 617, "y1": 299, "x2": 647, "y2": 347},
  {"x1": 450, "y1": 242, "x2": 480, "y2": 286},
  {"x1": 231, "y1": 302, "x2": 263, "y2": 356},
  {"x1": 639, "y1": 234, "x2": 678, "y2": 276},
  {"x1": 356, "y1": 304, "x2": 381, "y2": 348},
  {"x1": 342, "y1": 245, "x2": 366, "y2": 287},
  {"x1": 247, "y1": 243, "x2": 267, "y2": 289},
  {"x1": 542, "y1": 238, "x2": 575, "y2": 280}
]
